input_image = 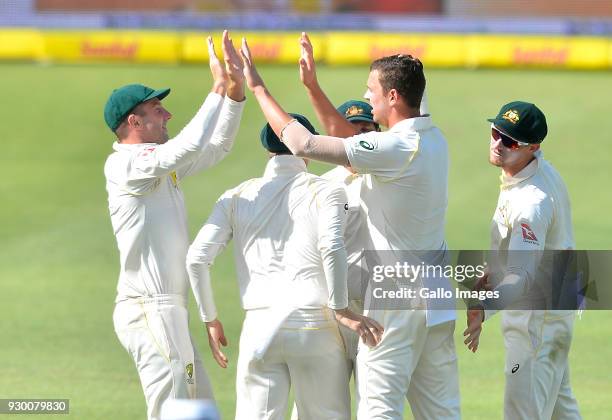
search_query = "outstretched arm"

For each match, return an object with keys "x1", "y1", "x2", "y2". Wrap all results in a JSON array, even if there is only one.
[
  {"x1": 240, "y1": 36, "x2": 349, "y2": 166},
  {"x1": 299, "y1": 32, "x2": 358, "y2": 138},
  {"x1": 123, "y1": 36, "x2": 228, "y2": 190}
]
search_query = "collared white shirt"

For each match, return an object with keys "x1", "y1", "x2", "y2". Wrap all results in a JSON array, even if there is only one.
[
  {"x1": 492, "y1": 151, "x2": 574, "y2": 252},
  {"x1": 343, "y1": 116, "x2": 455, "y2": 326},
  {"x1": 343, "y1": 116, "x2": 448, "y2": 252},
  {"x1": 186, "y1": 155, "x2": 349, "y2": 321},
  {"x1": 486, "y1": 151, "x2": 575, "y2": 314},
  {"x1": 104, "y1": 94, "x2": 244, "y2": 301}
]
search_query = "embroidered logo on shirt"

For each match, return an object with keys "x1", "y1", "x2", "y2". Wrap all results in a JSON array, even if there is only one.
[
  {"x1": 497, "y1": 204, "x2": 509, "y2": 226},
  {"x1": 520, "y1": 223, "x2": 538, "y2": 244},
  {"x1": 359, "y1": 140, "x2": 374, "y2": 150},
  {"x1": 502, "y1": 110, "x2": 520, "y2": 124},
  {"x1": 186, "y1": 363, "x2": 194, "y2": 384},
  {"x1": 511, "y1": 363, "x2": 520, "y2": 373}
]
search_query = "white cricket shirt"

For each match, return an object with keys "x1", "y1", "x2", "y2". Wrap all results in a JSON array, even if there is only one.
[
  {"x1": 343, "y1": 116, "x2": 448, "y2": 252},
  {"x1": 186, "y1": 155, "x2": 349, "y2": 321},
  {"x1": 105, "y1": 93, "x2": 245, "y2": 302},
  {"x1": 343, "y1": 116, "x2": 455, "y2": 325},
  {"x1": 486, "y1": 150, "x2": 574, "y2": 313}
]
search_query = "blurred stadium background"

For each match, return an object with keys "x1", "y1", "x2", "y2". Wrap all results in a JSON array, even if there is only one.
[{"x1": 1, "y1": 1, "x2": 610, "y2": 419}]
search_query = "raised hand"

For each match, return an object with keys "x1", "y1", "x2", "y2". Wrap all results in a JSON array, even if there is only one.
[
  {"x1": 206, "y1": 319, "x2": 229, "y2": 368},
  {"x1": 299, "y1": 32, "x2": 318, "y2": 89},
  {"x1": 239, "y1": 37, "x2": 266, "y2": 92},
  {"x1": 221, "y1": 30, "x2": 245, "y2": 101},
  {"x1": 207, "y1": 36, "x2": 228, "y2": 95},
  {"x1": 221, "y1": 30, "x2": 244, "y2": 85}
]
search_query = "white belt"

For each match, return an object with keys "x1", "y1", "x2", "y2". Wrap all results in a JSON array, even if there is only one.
[{"x1": 116, "y1": 293, "x2": 187, "y2": 308}]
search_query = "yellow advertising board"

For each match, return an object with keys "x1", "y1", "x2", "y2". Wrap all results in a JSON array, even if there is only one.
[
  {"x1": 0, "y1": 29, "x2": 44, "y2": 60},
  {"x1": 326, "y1": 32, "x2": 466, "y2": 67},
  {"x1": 181, "y1": 32, "x2": 325, "y2": 64},
  {"x1": 0, "y1": 29, "x2": 609, "y2": 70},
  {"x1": 42, "y1": 31, "x2": 180, "y2": 63},
  {"x1": 467, "y1": 35, "x2": 609, "y2": 69}
]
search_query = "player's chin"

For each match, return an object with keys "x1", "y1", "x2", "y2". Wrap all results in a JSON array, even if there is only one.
[{"x1": 488, "y1": 153, "x2": 503, "y2": 167}]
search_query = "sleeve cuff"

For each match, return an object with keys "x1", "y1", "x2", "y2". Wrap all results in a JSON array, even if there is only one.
[
  {"x1": 200, "y1": 309, "x2": 218, "y2": 323},
  {"x1": 225, "y1": 95, "x2": 247, "y2": 107},
  {"x1": 328, "y1": 300, "x2": 349, "y2": 311}
]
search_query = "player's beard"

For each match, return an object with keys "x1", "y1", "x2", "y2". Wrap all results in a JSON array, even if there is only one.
[{"x1": 161, "y1": 128, "x2": 169, "y2": 143}]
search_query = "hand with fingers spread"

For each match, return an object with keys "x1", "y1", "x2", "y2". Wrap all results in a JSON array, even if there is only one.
[
  {"x1": 238, "y1": 37, "x2": 266, "y2": 92},
  {"x1": 206, "y1": 319, "x2": 229, "y2": 368},
  {"x1": 221, "y1": 30, "x2": 245, "y2": 101},
  {"x1": 463, "y1": 307, "x2": 484, "y2": 353},
  {"x1": 207, "y1": 36, "x2": 228, "y2": 95},
  {"x1": 334, "y1": 308, "x2": 384, "y2": 348},
  {"x1": 299, "y1": 32, "x2": 318, "y2": 89}
]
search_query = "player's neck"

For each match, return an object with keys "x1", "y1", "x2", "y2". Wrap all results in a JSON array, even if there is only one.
[
  {"x1": 388, "y1": 106, "x2": 421, "y2": 129},
  {"x1": 502, "y1": 156, "x2": 536, "y2": 178},
  {"x1": 118, "y1": 133, "x2": 153, "y2": 145}
]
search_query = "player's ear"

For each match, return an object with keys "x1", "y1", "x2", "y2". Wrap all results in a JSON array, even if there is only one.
[
  {"x1": 388, "y1": 88, "x2": 398, "y2": 104},
  {"x1": 127, "y1": 113, "x2": 140, "y2": 129}
]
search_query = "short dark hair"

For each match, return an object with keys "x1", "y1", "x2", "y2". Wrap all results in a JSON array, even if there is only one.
[{"x1": 370, "y1": 54, "x2": 425, "y2": 108}]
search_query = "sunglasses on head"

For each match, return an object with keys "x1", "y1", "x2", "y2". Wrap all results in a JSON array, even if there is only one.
[{"x1": 491, "y1": 126, "x2": 530, "y2": 150}]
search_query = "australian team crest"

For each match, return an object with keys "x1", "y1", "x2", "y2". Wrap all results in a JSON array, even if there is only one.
[
  {"x1": 345, "y1": 105, "x2": 364, "y2": 117},
  {"x1": 502, "y1": 109, "x2": 520, "y2": 124},
  {"x1": 186, "y1": 363, "x2": 194, "y2": 384}
]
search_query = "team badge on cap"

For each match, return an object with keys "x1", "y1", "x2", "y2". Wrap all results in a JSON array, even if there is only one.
[
  {"x1": 502, "y1": 109, "x2": 520, "y2": 124},
  {"x1": 346, "y1": 105, "x2": 365, "y2": 118}
]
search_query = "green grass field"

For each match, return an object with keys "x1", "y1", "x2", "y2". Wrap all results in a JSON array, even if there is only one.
[{"x1": 0, "y1": 63, "x2": 611, "y2": 419}]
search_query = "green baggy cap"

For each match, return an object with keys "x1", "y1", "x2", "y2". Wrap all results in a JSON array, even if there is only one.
[
  {"x1": 260, "y1": 113, "x2": 318, "y2": 154},
  {"x1": 104, "y1": 84, "x2": 171, "y2": 131},
  {"x1": 337, "y1": 100, "x2": 376, "y2": 124},
  {"x1": 487, "y1": 101, "x2": 548, "y2": 144}
]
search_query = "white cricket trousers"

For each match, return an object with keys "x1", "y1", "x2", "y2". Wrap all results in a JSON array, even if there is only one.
[
  {"x1": 235, "y1": 308, "x2": 351, "y2": 420},
  {"x1": 113, "y1": 294, "x2": 214, "y2": 420},
  {"x1": 502, "y1": 310, "x2": 581, "y2": 420},
  {"x1": 290, "y1": 300, "x2": 363, "y2": 420},
  {"x1": 356, "y1": 310, "x2": 460, "y2": 420}
]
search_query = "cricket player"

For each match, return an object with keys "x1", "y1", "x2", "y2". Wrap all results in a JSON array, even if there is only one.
[
  {"x1": 186, "y1": 113, "x2": 383, "y2": 420},
  {"x1": 320, "y1": 101, "x2": 379, "y2": 374},
  {"x1": 288, "y1": 101, "x2": 379, "y2": 420},
  {"x1": 463, "y1": 101, "x2": 581, "y2": 419},
  {"x1": 239, "y1": 33, "x2": 459, "y2": 419},
  {"x1": 105, "y1": 33, "x2": 245, "y2": 420}
]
